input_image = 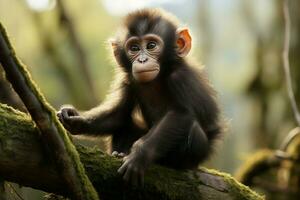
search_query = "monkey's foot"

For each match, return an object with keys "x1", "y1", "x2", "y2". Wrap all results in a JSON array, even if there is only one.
[{"x1": 112, "y1": 151, "x2": 126, "y2": 158}]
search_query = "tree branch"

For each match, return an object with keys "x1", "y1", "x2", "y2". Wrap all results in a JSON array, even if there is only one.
[
  {"x1": 0, "y1": 22, "x2": 98, "y2": 200},
  {"x1": 0, "y1": 103, "x2": 263, "y2": 200}
]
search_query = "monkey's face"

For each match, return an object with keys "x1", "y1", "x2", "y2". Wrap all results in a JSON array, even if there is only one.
[
  {"x1": 111, "y1": 10, "x2": 192, "y2": 83},
  {"x1": 124, "y1": 34, "x2": 164, "y2": 83}
]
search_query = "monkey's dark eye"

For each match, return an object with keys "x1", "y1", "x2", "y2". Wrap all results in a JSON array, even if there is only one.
[
  {"x1": 147, "y1": 41, "x2": 156, "y2": 49},
  {"x1": 130, "y1": 44, "x2": 140, "y2": 51}
]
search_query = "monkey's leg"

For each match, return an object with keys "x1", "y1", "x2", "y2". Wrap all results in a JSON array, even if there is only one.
[{"x1": 156, "y1": 120, "x2": 209, "y2": 169}]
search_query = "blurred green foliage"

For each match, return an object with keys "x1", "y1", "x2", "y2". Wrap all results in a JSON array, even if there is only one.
[{"x1": 0, "y1": 0, "x2": 120, "y2": 110}]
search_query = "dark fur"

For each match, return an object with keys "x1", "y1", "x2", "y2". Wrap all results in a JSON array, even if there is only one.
[{"x1": 58, "y1": 9, "x2": 222, "y2": 181}]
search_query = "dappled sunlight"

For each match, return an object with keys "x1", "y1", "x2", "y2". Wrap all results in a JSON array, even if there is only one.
[
  {"x1": 101, "y1": 0, "x2": 186, "y2": 16},
  {"x1": 25, "y1": 0, "x2": 56, "y2": 11}
]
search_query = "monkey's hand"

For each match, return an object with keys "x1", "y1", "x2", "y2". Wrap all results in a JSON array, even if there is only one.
[
  {"x1": 57, "y1": 105, "x2": 87, "y2": 134},
  {"x1": 117, "y1": 140, "x2": 151, "y2": 186}
]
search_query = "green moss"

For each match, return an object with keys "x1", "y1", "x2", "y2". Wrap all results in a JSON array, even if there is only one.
[
  {"x1": 0, "y1": 103, "x2": 29, "y2": 119},
  {"x1": 0, "y1": 104, "x2": 34, "y2": 138},
  {"x1": 202, "y1": 168, "x2": 264, "y2": 200}
]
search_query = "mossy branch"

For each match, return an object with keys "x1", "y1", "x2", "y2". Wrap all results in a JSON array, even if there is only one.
[
  {"x1": 0, "y1": 103, "x2": 264, "y2": 200},
  {"x1": 236, "y1": 130, "x2": 300, "y2": 187},
  {"x1": 235, "y1": 150, "x2": 281, "y2": 185},
  {"x1": 0, "y1": 22, "x2": 99, "y2": 200}
]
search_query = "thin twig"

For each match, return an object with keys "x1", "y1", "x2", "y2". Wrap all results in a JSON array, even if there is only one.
[
  {"x1": 279, "y1": 127, "x2": 300, "y2": 151},
  {"x1": 282, "y1": 0, "x2": 300, "y2": 126}
]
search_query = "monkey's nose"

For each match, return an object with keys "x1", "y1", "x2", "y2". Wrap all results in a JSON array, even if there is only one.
[{"x1": 137, "y1": 56, "x2": 148, "y2": 63}]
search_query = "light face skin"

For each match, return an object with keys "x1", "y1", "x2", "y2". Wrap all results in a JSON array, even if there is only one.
[
  {"x1": 125, "y1": 34, "x2": 164, "y2": 82},
  {"x1": 123, "y1": 28, "x2": 192, "y2": 83}
]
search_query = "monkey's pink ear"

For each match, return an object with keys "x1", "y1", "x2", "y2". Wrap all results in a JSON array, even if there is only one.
[{"x1": 176, "y1": 28, "x2": 192, "y2": 57}]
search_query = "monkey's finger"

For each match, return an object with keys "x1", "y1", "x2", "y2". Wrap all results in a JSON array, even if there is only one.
[
  {"x1": 114, "y1": 152, "x2": 126, "y2": 158},
  {"x1": 118, "y1": 152, "x2": 126, "y2": 158},
  {"x1": 117, "y1": 160, "x2": 130, "y2": 174},
  {"x1": 65, "y1": 116, "x2": 84, "y2": 126},
  {"x1": 61, "y1": 109, "x2": 70, "y2": 119},
  {"x1": 68, "y1": 109, "x2": 79, "y2": 116},
  {"x1": 57, "y1": 111, "x2": 63, "y2": 121},
  {"x1": 122, "y1": 156, "x2": 129, "y2": 162},
  {"x1": 57, "y1": 112, "x2": 69, "y2": 127}
]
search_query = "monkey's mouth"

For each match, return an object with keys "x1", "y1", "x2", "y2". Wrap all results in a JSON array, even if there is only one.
[
  {"x1": 133, "y1": 68, "x2": 160, "y2": 82},
  {"x1": 134, "y1": 68, "x2": 159, "y2": 74}
]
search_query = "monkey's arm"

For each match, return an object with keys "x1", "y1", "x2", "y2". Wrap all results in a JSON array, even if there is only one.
[{"x1": 57, "y1": 85, "x2": 135, "y2": 135}]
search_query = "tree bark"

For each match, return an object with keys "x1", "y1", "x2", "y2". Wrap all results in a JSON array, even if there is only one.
[{"x1": 0, "y1": 103, "x2": 263, "y2": 200}]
